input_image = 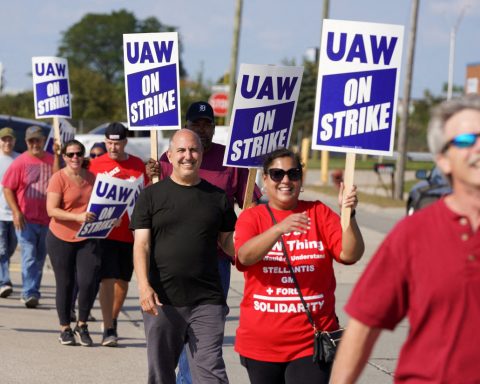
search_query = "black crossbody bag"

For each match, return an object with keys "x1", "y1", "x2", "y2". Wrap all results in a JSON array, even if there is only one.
[{"x1": 266, "y1": 204, "x2": 344, "y2": 364}]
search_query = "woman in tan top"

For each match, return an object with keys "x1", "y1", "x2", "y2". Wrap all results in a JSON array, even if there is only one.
[{"x1": 46, "y1": 139, "x2": 99, "y2": 346}]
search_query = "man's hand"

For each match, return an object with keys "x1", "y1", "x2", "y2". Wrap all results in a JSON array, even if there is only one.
[
  {"x1": 146, "y1": 158, "x2": 160, "y2": 179},
  {"x1": 138, "y1": 284, "x2": 162, "y2": 315},
  {"x1": 77, "y1": 211, "x2": 96, "y2": 224},
  {"x1": 12, "y1": 211, "x2": 26, "y2": 231}
]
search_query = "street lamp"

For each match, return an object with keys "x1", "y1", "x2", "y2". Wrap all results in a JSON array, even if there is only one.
[{"x1": 447, "y1": 6, "x2": 468, "y2": 100}]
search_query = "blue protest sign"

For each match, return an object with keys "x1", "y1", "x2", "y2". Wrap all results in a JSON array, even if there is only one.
[
  {"x1": 32, "y1": 57, "x2": 71, "y2": 118},
  {"x1": 223, "y1": 64, "x2": 304, "y2": 168},
  {"x1": 312, "y1": 20, "x2": 404, "y2": 156},
  {"x1": 123, "y1": 32, "x2": 181, "y2": 130}
]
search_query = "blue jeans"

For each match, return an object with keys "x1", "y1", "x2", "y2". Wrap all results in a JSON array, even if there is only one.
[
  {"x1": 16, "y1": 222, "x2": 48, "y2": 299},
  {"x1": 176, "y1": 258, "x2": 231, "y2": 384},
  {"x1": 0, "y1": 221, "x2": 17, "y2": 287}
]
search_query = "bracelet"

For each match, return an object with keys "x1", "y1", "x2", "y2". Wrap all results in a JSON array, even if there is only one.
[{"x1": 350, "y1": 209, "x2": 356, "y2": 218}]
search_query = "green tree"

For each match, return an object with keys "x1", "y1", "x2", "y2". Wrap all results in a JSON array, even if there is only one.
[
  {"x1": 57, "y1": 9, "x2": 186, "y2": 127},
  {"x1": 0, "y1": 91, "x2": 35, "y2": 118},
  {"x1": 58, "y1": 9, "x2": 185, "y2": 85}
]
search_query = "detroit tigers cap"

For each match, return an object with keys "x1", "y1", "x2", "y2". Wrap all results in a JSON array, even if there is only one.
[{"x1": 185, "y1": 101, "x2": 214, "y2": 123}]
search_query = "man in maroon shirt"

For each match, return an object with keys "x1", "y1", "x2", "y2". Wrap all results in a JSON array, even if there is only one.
[{"x1": 331, "y1": 96, "x2": 480, "y2": 383}]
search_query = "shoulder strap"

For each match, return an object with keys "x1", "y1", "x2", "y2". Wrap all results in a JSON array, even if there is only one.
[{"x1": 265, "y1": 204, "x2": 318, "y2": 333}]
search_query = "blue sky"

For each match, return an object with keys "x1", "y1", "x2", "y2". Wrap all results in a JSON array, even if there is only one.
[{"x1": 1, "y1": 0, "x2": 479, "y2": 98}]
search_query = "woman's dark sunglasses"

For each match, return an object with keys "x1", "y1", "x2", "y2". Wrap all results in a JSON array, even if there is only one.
[
  {"x1": 441, "y1": 133, "x2": 480, "y2": 153},
  {"x1": 89, "y1": 153, "x2": 103, "y2": 159},
  {"x1": 268, "y1": 168, "x2": 302, "y2": 182},
  {"x1": 64, "y1": 151, "x2": 84, "y2": 158}
]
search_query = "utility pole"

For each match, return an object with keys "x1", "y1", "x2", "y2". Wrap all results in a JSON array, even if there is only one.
[
  {"x1": 447, "y1": 6, "x2": 467, "y2": 100},
  {"x1": 394, "y1": 0, "x2": 420, "y2": 200},
  {"x1": 226, "y1": 0, "x2": 243, "y2": 126},
  {"x1": 319, "y1": 0, "x2": 330, "y2": 185}
]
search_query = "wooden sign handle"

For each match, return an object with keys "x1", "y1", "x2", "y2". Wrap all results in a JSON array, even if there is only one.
[
  {"x1": 150, "y1": 130, "x2": 159, "y2": 184},
  {"x1": 341, "y1": 152, "x2": 356, "y2": 231},
  {"x1": 243, "y1": 168, "x2": 258, "y2": 210}
]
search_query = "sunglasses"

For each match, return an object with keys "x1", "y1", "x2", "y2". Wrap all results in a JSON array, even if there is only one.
[
  {"x1": 64, "y1": 151, "x2": 84, "y2": 158},
  {"x1": 89, "y1": 153, "x2": 104, "y2": 159},
  {"x1": 441, "y1": 133, "x2": 480, "y2": 153},
  {"x1": 268, "y1": 168, "x2": 302, "y2": 182}
]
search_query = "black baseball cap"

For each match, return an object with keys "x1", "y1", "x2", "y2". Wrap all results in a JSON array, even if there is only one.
[
  {"x1": 105, "y1": 122, "x2": 127, "y2": 140},
  {"x1": 185, "y1": 101, "x2": 214, "y2": 123}
]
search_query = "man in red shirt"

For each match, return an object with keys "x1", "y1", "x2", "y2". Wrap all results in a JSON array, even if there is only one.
[
  {"x1": 89, "y1": 122, "x2": 148, "y2": 346},
  {"x1": 331, "y1": 95, "x2": 480, "y2": 383}
]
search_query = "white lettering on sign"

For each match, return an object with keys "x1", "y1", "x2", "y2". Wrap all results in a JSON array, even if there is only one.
[
  {"x1": 320, "y1": 102, "x2": 391, "y2": 141},
  {"x1": 141, "y1": 72, "x2": 160, "y2": 96},
  {"x1": 130, "y1": 89, "x2": 176, "y2": 123},
  {"x1": 230, "y1": 128, "x2": 288, "y2": 161},
  {"x1": 78, "y1": 219, "x2": 118, "y2": 236},
  {"x1": 46, "y1": 81, "x2": 60, "y2": 97},
  {"x1": 37, "y1": 95, "x2": 69, "y2": 115},
  {"x1": 252, "y1": 110, "x2": 275, "y2": 134}
]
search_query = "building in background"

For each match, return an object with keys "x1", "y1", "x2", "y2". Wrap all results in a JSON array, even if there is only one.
[{"x1": 466, "y1": 63, "x2": 480, "y2": 94}]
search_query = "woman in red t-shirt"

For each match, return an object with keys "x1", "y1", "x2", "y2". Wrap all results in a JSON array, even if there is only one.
[
  {"x1": 46, "y1": 139, "x2": 99, "y2": 347},
  {"x1": 234, "y1": 148, "x2": 364, "y2": 384}
]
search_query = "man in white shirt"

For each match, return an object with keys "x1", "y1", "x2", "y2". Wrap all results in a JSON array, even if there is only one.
[{"x1": 0, "y1": 127, "x2": 19, "y2": 298}]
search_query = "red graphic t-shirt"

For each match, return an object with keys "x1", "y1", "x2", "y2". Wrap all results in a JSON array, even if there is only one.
[{"x1": 234, "y1": 201, "x2": 344, "y2": 362}]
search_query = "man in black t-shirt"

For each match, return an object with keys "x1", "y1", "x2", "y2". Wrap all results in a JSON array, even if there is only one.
[{"x1": 130, "y1": 129, "x2": 235, "y2": 384}]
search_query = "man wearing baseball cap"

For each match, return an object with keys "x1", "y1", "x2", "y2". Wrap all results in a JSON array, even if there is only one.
[
  {"x1": 147, "y1": 101, "x2": 261, "y2": 383},
  {"x1": 89, "y1": 122, "x2": 148, "y2": 346},
  {"x1": 0, "y1": 128, "x2": 19, "y2": 298},
  {"x1": 2, "y1": 125, "x2": 59, "y2": 307}
]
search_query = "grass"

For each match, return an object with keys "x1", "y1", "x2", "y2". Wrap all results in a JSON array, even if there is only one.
[
  {"x1": 307, "y1": 184, "x2": 408, "y2": 208},
  {"x1": 306, "y1": 156, "x2": 434, "y2": 171}
]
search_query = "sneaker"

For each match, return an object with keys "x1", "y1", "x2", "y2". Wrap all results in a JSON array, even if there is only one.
[
  {"x1": 102, "y1": 328, "x2": 118, "y2": 347},
  {"x1": 21, "y1": 296, "x2": 39, "y2": 308},
  {"x1": 59, "y1": 328, "x2": 76, "y2": 346},
  {"x1": 0, "y1": 285, "x2": 13, "y2": 298},
  {"x1": 74, "y1": 323, "x2": 93, "y2": 347}
]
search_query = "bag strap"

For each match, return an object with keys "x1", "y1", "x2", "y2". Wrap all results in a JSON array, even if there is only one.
[{"x1": 266, "y1": 204, "x2": 318, "y2": 333}]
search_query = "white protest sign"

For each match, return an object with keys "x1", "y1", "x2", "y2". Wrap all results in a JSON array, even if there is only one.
[
  {"x1": 223, "y1": 64, "x2": 304, "y2": 168},
  {"x1": 126, "y1": 174, "x2": 144, "y2": 220},
  {"x1": 44, "y1": 119, "x2": 75, "y2": 154},
  {"x1": 32, "y1": 57, "x2": 71, "y2": 118},
  {"x1": 123, "y1": 32, "x2": 181, "y2": 130},
  {"x1": 312, "y1": 19, "x2": 404, "y2": 156},
  {"x1": 77, "y1": 174, "x2": 143, "y2": 239}
]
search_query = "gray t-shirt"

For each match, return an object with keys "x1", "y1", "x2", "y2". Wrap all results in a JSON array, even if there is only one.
[{"x1": 0, "y1": 152, "x2": 19, "y2": 221}]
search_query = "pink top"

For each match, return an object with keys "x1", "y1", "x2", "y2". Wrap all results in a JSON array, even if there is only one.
[
  {"x1": 47, "y1": 169, "x2": 96, "y2": 242},
  {"x1": 2, "y1": 151, "x2": 53, "y2": 226}
]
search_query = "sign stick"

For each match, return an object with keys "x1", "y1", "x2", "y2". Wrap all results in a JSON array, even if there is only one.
[
  {"x1": 52, "y1": 117, "x2": 61, "y2": 152},
  {"x1": 150, "y1": 130, "x2": 159, "y2": 184},
  {"x1": 341, "y1": 152, "x2": 356, "y2": 230},
  {"x1": 243, "y1": 168, "x2": 258, "y2": 210}
]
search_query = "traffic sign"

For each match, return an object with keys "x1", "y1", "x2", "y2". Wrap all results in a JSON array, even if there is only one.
[{"x1": 209, "y1": 92, "x2": 228, "y2": 117}]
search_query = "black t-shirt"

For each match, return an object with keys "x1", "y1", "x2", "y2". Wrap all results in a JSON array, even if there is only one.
[{"x1": 130, "y1": 177, "x2": 236, "y2": 306}]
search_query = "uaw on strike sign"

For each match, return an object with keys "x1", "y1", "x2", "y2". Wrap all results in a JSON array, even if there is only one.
[
  {"x1": 312, "y1": 20, "x2": 404, "y2": 156},
  {"x1": 223, "y1": 64, "x2": 304, "y2": 168},
  {"x1": 32, "y1": 57, "x2": 71, "y2": 118},
  {"x1": 123, "y1": 32, "x2": 181, "y2": 130}
]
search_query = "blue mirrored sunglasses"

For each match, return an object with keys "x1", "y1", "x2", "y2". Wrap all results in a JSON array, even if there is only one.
[{"x1": 441, "y1": 133, "x2": 480, "y2": 153}]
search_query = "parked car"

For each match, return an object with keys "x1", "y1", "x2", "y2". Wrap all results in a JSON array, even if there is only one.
[
  {"x1": 0, "y1": 115, "x2": 51, "y2": 153},
  {"x1": 406, "y1": 166, "x2": 452, "y2": 215}
]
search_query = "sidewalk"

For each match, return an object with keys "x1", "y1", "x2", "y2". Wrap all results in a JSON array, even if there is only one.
[{"x1": 0, "y1": 188, "x2": 406, "y2": 383}]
